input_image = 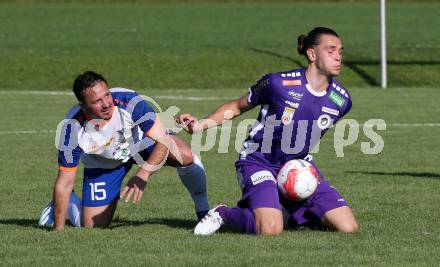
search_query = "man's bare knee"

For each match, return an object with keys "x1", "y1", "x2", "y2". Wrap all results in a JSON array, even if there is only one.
[
  {"x1": 82, "y1": 214, "x2": 111, "y2": 228},
  {"x1": 322, "y1": 206, "x2": 358, "y2": 233},
  {"x1": 82, "y1": 201, "x2": 117, "y2": 228},
  {"x1": 169, "y1": 136, "x2": 194, "y2": 167},
  {"x1": 336, "y1": 221, "x2": 359, "y2": 233},
  {"x1": 254, "y1": 207, "x2": 283, "y2": 236},
  {"x1": 179, "y1": 147, "x2": 194, "y2": 166},
  {"x1": 257, "y1": 220, "x2": 283, "y2": 235}
]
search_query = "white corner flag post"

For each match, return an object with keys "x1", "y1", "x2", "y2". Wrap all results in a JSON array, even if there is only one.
[{"x1": 381, "y1": 0, "x2": 387, "y2": 88}]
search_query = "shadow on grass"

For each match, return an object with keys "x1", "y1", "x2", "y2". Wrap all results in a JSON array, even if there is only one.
[
  {"x1": 0, "y1": 217, "x2": 196, "y2": 231},
  {"x1": 110, "y1": 217, "x2": 196, "y2": 230},
  {"x1": 347, "y1": 171, "x2": 440, "y2": 180},
  {"x1": 344, "y1": 60, "x2": 440, "y2": 86},
  {"x1": 0, "y1": 218, "x2": 50, "y2": 230},
  {"x1": 246, "y1": 47, "x2": 306, "y2": 69},
  {"x1": 0, "y1": 218, "x2": 334, "y2": 234},
  {"x1": 246, "y1": 47, "x2": 440, "y2": 86}
]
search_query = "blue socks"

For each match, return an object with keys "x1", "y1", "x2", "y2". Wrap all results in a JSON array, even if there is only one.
[{"x1": 177, "y1": 154, "x2": 210, "y2": 219}]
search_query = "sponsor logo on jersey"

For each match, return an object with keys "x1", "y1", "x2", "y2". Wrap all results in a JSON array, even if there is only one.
[
  {"x1": 329, "y1": 91, "x2": 345, "y2": 107},
  {"x1": 322, "y1": 106, "x2": 339, "y2": 116},
  {"x1": 250, "y1": 170, "x2": 276, "y2": 185},
  {"x1": 121, "y1": 148, "x2": 129, "y2": 157},
  {"x1": 288, "y1": 91, "x2": 303, "y2": 101},
  {"x1": 317, "y1": 114, "x2": 332, "y2": 130},
  {"x1": 281, "y1": 107, "x2": 295, "y2": 125},
  {"x1": 282, "y1": 79, "x2": 301, "y2": 86},
  {"x1": 284, "y1": 100, "x2": 299, "y2": 108}
]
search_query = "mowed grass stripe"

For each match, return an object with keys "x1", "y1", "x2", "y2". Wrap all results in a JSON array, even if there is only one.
[{"x1": 0, "y1": 3, "x2": 439, "y2": 90}]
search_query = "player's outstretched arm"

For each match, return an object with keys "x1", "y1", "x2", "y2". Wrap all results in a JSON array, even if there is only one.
[
  {"x1": 121, "y1": 118, "x2": 177, "y2": 203},
  {"x1": 53, "y1": 170, "x2": 77, "y2": 231},
  {"x1": 120, "y1": 142, "x2": 169, "y2": 204},
  {"x1": 176, "y1": 93, "x2": 254, "y2": 134}
]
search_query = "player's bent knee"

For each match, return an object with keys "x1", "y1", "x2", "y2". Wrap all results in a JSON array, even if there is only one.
[
  {"x1": 82, "y1": 201, "x2": 117, "y2": 228},
  {"x1": 337, "y1": 221, "x2": 359, "y2": 233},
  {"x1": 179, "y1": 148, "x2": 194, "y2": 167},
  {"x1": 256, "y1": 217, "x2": 284, "y2": 235},
  {"x1": 254, "y1": 208, "x2": 283, "y2": 235},
  {"x1": 82, "y1": 219, "x2": 95, "y2": 228},
  {"x1": 170, "y1": 136, "x2": 194, "y2": 167},
  {"x1": 258, "y1": 221, "x2": 283, "y2": 236},
  {"x1": 82, "y1": 213, "x2": 111, "y2": 228},
  {"x1": 322, "y1": 206, "x2": 358, "y2": 233}
]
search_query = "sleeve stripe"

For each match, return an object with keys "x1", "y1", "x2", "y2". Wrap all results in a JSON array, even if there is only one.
[
  {"x1": 59, "y1": 166, "x2": 78, "y2": 172},
  {"x1": 145, "y1": 115, "x2": 161, "y2": 138},
  {"x1": 247, "y1": 87, "x2": 253, "y2": 103}
]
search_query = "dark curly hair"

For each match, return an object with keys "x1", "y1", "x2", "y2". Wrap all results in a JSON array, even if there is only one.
[{"x1": 72, "y1": 71, "x2": 108, "y2": 102}]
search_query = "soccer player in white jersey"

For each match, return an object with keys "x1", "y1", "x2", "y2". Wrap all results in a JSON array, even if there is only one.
[
  {"x1": 39, "y1": 71, "x2": 210, "y2": 230},
  {"x1": 177, "y1": 27, "x2": 358, "y2": 235}
]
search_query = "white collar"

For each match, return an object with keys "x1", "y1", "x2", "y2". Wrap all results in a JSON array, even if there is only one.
[{"x1": 305, "y1": 84, "x2": 327, "y2": 97}]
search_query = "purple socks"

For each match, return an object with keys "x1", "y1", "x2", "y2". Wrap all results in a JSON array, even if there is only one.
[{"x1": 217, "y1": 206, "x2": 257, "y2": 234}]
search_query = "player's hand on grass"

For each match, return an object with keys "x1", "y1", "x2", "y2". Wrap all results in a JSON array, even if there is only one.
[
  {"x1": 120, "y1": 175, "x2": 148, "y2": 203},
  {"x1": 175, "y1": 113, "x2": 202, "y2": 134}
]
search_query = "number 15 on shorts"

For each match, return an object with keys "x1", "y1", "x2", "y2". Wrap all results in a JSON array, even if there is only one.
[{"x1": 89, "y1": 182, "x2": 107, "y2": 201}]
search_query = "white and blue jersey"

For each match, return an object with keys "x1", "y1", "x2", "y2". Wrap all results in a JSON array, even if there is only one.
[
  {"x1": 57, "y1": 88, "x2": 160, "y2": 206},
  {"x1": 58, "y1": 88, "x2": 159, "y2": 171}
]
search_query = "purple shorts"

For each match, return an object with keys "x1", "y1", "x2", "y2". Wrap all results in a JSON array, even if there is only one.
[
  {"x1": 235, "y1": 157, "x2": 348, "y2": 227},
  {"x1": 235, "y1": 159, "x2": 281, "y2": 210},
  {"x1": 280, "y1": 181, "x2": 348, "y2": 228}
]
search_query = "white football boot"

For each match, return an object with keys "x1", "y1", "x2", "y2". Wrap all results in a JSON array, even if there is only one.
[
  {"x1": 67, "y1": 191, "x2": 82, "y2": 227},
  {"x1": 38, "y1": 201, "x2": 54, "y2": 227},
  {"x1": 193, "y1": 205, "x2": 226, "y2": 235},
  {"x1": 38, "y1": 191, "x2": 82, "y2": 227}
]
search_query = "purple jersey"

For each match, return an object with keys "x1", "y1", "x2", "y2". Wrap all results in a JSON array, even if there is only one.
[{"x1": 240, "y1": 68, "x2": 352, "y2": 166}]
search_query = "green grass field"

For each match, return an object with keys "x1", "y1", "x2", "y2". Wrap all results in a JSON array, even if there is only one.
[{"x1": 1, "y1": 1, "x2": 439, "y2": 266}]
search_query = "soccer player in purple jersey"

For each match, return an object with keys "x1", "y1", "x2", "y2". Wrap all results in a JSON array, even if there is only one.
[
  {"x1": 39, "y1": 71, "x2": 210, "y2": 230},
  {"x1": 177, "y1": 27, "x2": 359, "y2": 235}
]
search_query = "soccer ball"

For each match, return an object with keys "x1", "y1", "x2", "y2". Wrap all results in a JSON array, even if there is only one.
[{"x1": 276, "y1": 159, "x2": 319, "y2": 201}]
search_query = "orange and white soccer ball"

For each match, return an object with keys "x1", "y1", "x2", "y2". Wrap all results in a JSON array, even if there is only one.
[{"x1": 276, "y1": 159, "x2": 319, "y2": 201}]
